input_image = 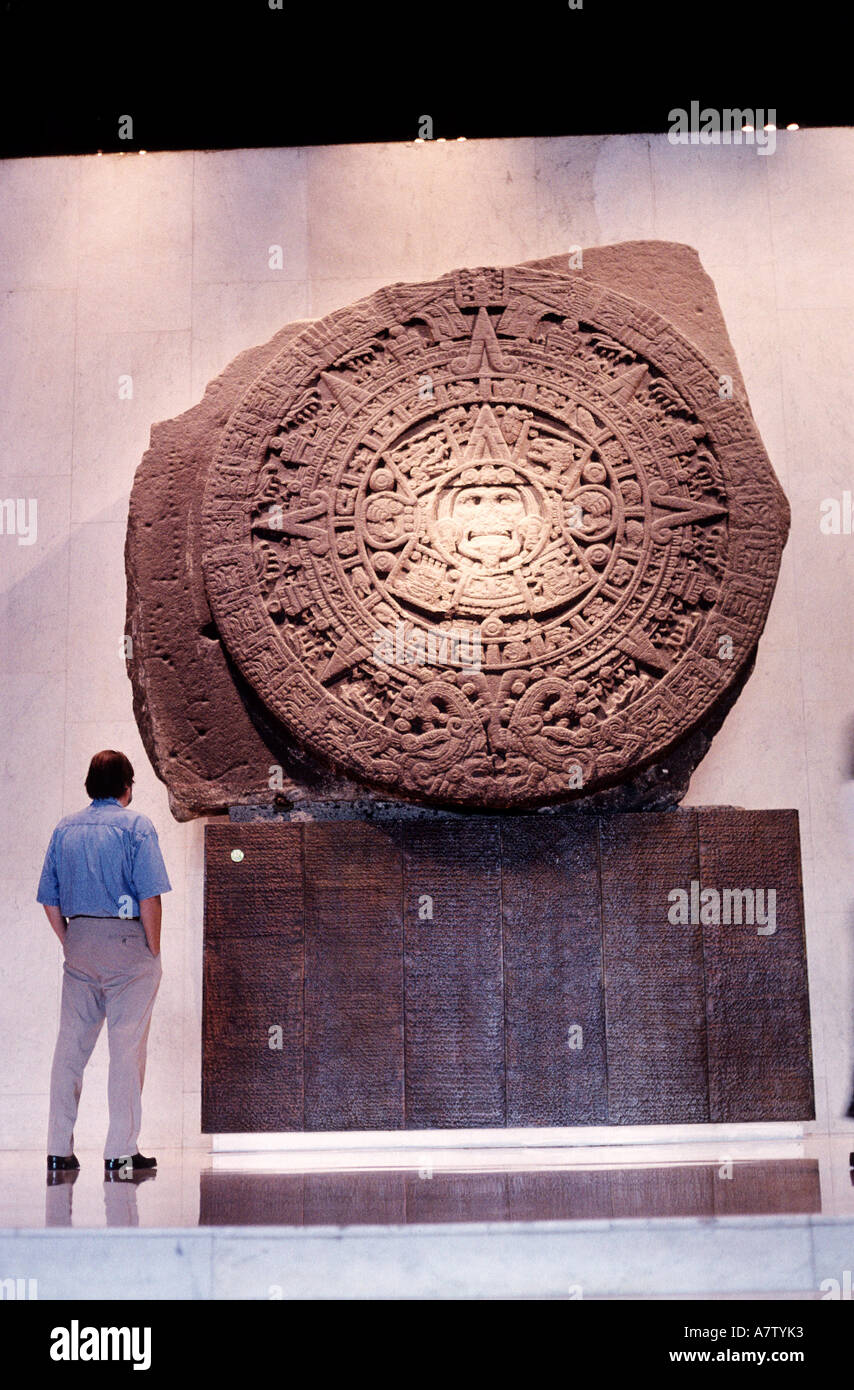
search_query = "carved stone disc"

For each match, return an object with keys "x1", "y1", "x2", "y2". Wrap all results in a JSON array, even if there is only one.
[{"x1": 201, "y1": 266, "x2": 786, "y2": 808}]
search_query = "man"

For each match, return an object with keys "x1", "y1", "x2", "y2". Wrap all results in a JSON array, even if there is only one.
[{"x1": 36, "y1": 750, "x2": 172, "y2": 1173}]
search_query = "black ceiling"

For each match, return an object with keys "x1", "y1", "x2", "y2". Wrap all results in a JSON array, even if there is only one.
[{"x1": 0, "y1": 0, "x2": 846, "y2": 158}]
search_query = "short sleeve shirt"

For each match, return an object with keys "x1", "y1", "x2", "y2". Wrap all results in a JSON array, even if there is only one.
[{"x1": 36, "y1": 798, "x2": 172, "y2": 918}]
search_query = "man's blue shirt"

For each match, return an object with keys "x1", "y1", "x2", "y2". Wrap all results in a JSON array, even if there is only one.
[{"x1": 36, "y1": 798, "x2": 172, "y2": 918}]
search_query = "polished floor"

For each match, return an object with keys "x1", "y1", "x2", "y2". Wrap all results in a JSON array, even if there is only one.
[
  {"x1": 2, "y1": 1137, "x2": 853, "y2": 1298},
  {"x1": 1, "y1": 1135, "x2": 852, "y2": 1229}
]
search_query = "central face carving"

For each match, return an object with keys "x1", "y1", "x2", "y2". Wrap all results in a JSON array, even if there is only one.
[
  {"x1": 435, "y1": 468, "x2": 543, "y2": 570},
  {"x1": 363, "y1": 402, "x2": 613, "y2": 623},
  {"x1": 452, "y1": 482, "x2": 526, "y2": 563}
]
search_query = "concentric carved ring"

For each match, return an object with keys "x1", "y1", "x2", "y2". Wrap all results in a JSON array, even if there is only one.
[{"x1": 201, "y1": 266, "x2": 787, "y2": 807}]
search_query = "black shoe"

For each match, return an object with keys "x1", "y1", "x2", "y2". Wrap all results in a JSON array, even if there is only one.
[
  {"x1": 104, "y1": 1152, "x2": 157, "y2": 1172},
  {"x1": 47, "y1": 1154, "x2": 79, "y2": 1170}
]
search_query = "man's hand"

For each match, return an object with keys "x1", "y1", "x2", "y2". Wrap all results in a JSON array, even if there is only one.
[
  {"x1": 42, "y1": 904, "x2": 67, "y2": 945},
  {"x1": 139, "y1": 895, "x2": 162, "y2": 956}
]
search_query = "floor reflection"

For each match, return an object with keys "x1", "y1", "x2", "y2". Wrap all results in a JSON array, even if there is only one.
[
  {"x1": 198, "y1": 1160, "x2": 821, "y2": 1227},
  {"x1": 1, "y1": 1146, "x2": 841, "y2": 1229},
  {"x1": 45, "y1": 1168, "x2": 158, "y2": 1228}
]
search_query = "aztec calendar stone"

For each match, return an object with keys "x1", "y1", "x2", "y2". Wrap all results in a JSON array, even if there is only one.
[{"x1": 195, "y1": 263, "x2": 788, "y2": 810}]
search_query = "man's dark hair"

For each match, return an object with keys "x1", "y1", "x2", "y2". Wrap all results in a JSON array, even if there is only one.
[{"x1": 85, "y1": 750, "x2": 134, "y2": 800}]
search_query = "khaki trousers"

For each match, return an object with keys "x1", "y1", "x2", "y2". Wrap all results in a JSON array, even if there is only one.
[{"x1": 47, "y1": 915, "x2": 162, "y2": 1160}]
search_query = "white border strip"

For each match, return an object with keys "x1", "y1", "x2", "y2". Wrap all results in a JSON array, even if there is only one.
[{"x1": 210, "y1": 1123, "x2": 806, "y2": 1171}]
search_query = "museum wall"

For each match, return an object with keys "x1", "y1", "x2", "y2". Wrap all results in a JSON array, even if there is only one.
[{"x1": 1, "y1": 132, "x2": 852, "y2": 1150}]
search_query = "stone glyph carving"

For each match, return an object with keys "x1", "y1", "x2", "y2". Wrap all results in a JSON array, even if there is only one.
[
  {"x1": 198, "y1": 263, "x2": 787, "y2": 808},
  {"x1": 125, "y1": 245, "x2": 789, "y2": 817}
]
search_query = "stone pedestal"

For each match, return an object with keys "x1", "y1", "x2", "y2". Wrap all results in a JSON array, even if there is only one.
[{"x1": 201, "y1": 808, "x2": 814, "y2": 1132}]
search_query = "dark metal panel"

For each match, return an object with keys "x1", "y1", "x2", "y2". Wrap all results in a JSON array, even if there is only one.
[
  {"x1": 204, "y1": 824, "x2": 305, "y2": 937},
  {"x1": 200, "y1": 811, "x2": 815, "y2": 1133},
  {"x1": 600, "y1": 812, "x2": 709, "y2": 1123},
  {"x1": 202, "y1": 824, "x2": 304, "y2": 1131},
  {"x1": 699, "y1": 809, "x2": 815, "y2": 1121},
  {"x1": 502, "y1": 816, "x2": 606, "y2": 1125},
  {"x1": 599, "y1": 811, "x2": 700, "y2": 926},
  {"x1": 303, "y1": 822, "x2": 405, "y2": 1129},
  {"x1": 402, "y1": 819, "x2": 504, "y2": 1127}
]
